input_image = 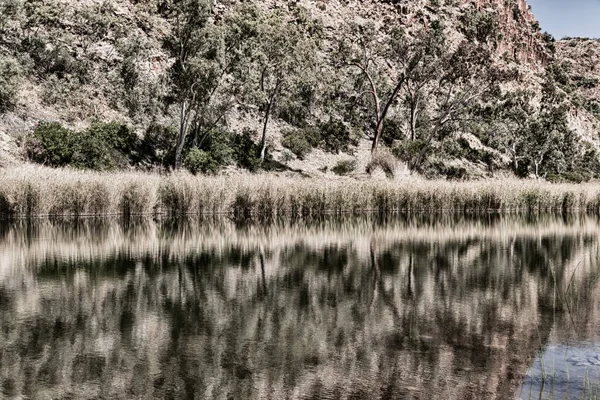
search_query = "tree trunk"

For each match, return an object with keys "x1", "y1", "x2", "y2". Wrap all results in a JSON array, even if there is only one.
[
  {"x1": 259, "y1": 83, "x2": 281, "y2": 162},
  {"x1": 174, "y1": 100, "x2": 191, "y2": 170},
  {"x1": 409, "y1": 99, "x2": 418, "y2": 141},
  {"x1": 371, "y1": 75, "x2": 405, "y2": 153},
  {"x1": 371, "y1": 120, "x2": 383, "y2": 152},
  {"x1": 260, "y1": 100, "x2": 273, "y2": 162}
]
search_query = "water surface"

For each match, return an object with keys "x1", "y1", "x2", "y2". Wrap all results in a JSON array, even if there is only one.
[{"x1": 1, "y1": 216, "x2": 600, "y2": 399}]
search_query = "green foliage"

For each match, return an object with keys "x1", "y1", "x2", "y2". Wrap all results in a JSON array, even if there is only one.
[
  {"x1": 197, "y1": 128, "x2": 234, "y2": 167},
  {"x1": 0, "y1": 57, "x2": 20, "y2": 113},
  {"x1": 140, "y1": 123, "x2": 178, "y2": 167},
  {"x1": 182, "y1": 129, "x2": 263, "y2": 174},
  {"x1": 29, "y1": 121, "x2": 136, "y2": 170},
  {"x1": 572, "y1": 75, "x2": 599, "y2": 89},
  {"x1": 281, "y1": 119, "x2": 359, "y2": 160},
  {"x1": 281, "y1": 129, "x2": 312, "y2": 160},
  {"x1": 332, "y1": 159, "x2": 357, "y2": 176},
  {"x1": 319, "y1": 119, "x2": 360, "y2": 154},
  {"x1": 460, "y1": 10, "x2": 499, "y2": 44},
  {"x1": 393, "y1": 139, "x2": 429, "y2": 168},
  {"x1": 541, "y1": 32, "x2": 556, "y2": 54},
  {"x1": 71, "y1": 131, "x2": 115, "y2": 170},
  {"x1": 86, "y1": 121, "x2": 137, "y2": 154},
  {"x1": 30, "y1": 122, "x2": 76, "y2": 166},
  {"x1": 228, "y1": 4, "x2": 322, "y2": 160},
  {"x1": 184, "y1": 147, "x2": 218, "y2": 174},
  {"x1": 230, "y1": 129, "x2": 262, "y2": 171}
]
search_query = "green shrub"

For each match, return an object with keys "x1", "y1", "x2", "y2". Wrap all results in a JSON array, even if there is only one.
[
  {"x1": 199, "y1": 128, "x2": 234, "y2": 167},
  {"x1": 71, "y1": 131, "x2": 115, "y2": 170},
  {"x1": 184, "y1": 147, "x2": 219, "y2": 174},
  {"x1": 392, "y1": 139, "x2": 430, "y2": 171},
  {"x1": 29, "y1": 120, "x2": 135, "y2": 170},
  {"x1": 140, "y1": 123, "x2": 178, "y2": 166},
  {"x1": 332, "y1": 158, "x2": 357, "y2": 176},
  {"x1": 320, "y1": 119, "x2": 359, "y2": 154},
  {"x1": 86, "y1": 121, "x2": 137, "y2": 154},
  {"x1": 30, "y1": 122, "x2": 76, "y2": 166},
  {"x1": 285, "y1": 120, "x2": 359, "y2": 156},
  {"x1": 230, "y1": 129, "x2": 262, "y2": 171},
  {"x1": 0, "y1": 57, "x2": 19, "y2": 113},
  {"x1": 281, "y1": 129, "x2": 313, "y2": 159},
  {"x1": 445, "y1": 166, "x2": 468, "y2": 181},
  {"x1": 381, "y1": 118, "x2": 405, "y2": 146}
]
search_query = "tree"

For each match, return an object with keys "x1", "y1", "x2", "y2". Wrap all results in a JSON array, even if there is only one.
[
  {"x1": 165, "y1": 0, "x2": 245, "y2": 169},
  {"x1": 0, "y1": 57, "x2": 20, "y2": 113},
  {"x1": 482, "y1": 89, "x2": 535, "y2": 173},
  {"x1": 401, "y1": 23, "x2": 447, "y2": 143},
  {"x1": 522, "y1": 74, "x2": 571, "y2": 179},
  {"x1": 408, "y1": 40, "x2": 509, "y2": 172},
  {"x1": 335, "y1": 22, "x2": 409, "y2": 152},
  {"x1": 231, "y1": 5, "x2": 321, "y2": 161}
]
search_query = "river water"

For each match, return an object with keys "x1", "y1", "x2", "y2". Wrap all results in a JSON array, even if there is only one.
[{"x1": 1, "y1": 216, "x2": 600, "y2": 399}]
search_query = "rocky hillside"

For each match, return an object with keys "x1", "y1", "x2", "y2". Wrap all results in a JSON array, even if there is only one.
[
  {"x1": 0, "y1": 0, "x2": 597, "y2": 181},
  {"x1": 555, "y1": 38, "x2": 600, "y2": 140}
]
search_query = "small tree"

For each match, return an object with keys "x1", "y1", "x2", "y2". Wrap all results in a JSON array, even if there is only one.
[
  {"x1": 522, "y1": 74, "x2": 572, "y2": 179},
  {"x1": 0, "y1": 57, "x2": 19, "y2": 113},
  {"x1": 165, "y1": 0, "x2": 246, "y2": 169},
  {"x1": 408, "y1": 41, "x2": 510, "y2": 171},
  {"x1": 231, "y1": 5, "x2": 321, "y2": 161},
  {"x1": 335, "y1": 22, "x2": 408, "y2": 151},
  {"x1": 479, "y1": 89, "x2": 534, "y2": 173}
]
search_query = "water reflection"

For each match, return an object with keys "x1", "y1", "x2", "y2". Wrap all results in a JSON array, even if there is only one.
[{"x1": 0, "y1": 216, "x2": 599, "y2": 399}]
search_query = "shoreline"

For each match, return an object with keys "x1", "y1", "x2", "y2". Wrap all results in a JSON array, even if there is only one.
[{"x1": 2, "y1": 165, "x2": 600, "y2": 219}]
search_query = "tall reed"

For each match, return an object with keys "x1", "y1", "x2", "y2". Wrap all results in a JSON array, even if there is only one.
[{"x1": 3, "y1": 165, "x2": 600, "y2": 219}]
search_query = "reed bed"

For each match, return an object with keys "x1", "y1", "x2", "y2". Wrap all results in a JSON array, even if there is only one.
[{"x1": 2, "y1": 165, "x2": 600, "y2": 218}]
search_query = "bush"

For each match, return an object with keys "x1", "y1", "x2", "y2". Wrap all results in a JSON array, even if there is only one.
[
  {"x1": 71, "y1": 131, "x2": 115, "y2": 170},
  {"x1": 86, "y1": 121, "x2": 137, "y2": 154},
  {"x1": 445, "y1": 166, "x2": 468, "y2": 181},
  {"x1": 199, "y1": 128, "x2": 234, "y2": 167},
  {"x1": 0, "y1": 57, "x2": 19, "y2": 113},
  {"x1": 230, "y1": 129, "x2": 262, "y2": 171},
  {"x1": 285, "y1": 120, "x2": 359, "y2": 156},
  {"x1": 320, "y1": 119, "x2": 360, "y2": 154},
  {"x1": 281, "y1": 129, "x2": 313, "y2": 159},
  {"x1": 140, "y1": 123, "x2": 178, "y2": 166},
  {"x1": 30, "y1": 122, "x2": 76, "y2": 166},
  {"x1": 184, "y1": 147, "x2": 219, "y2": 175},
  {"x1": 332, "y1": 158, "x2": 357, "y2": 176},
  {"x1": 182, "y1": 129, "x2": 264, "y2": 174},
  {"x1": 28, "y1": 121, "x2": 135, "y2": 170}
]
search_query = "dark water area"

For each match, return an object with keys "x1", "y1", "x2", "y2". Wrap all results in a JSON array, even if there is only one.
[{"x1": 1, "y1": 215, "x2": 600, "y2": 399}]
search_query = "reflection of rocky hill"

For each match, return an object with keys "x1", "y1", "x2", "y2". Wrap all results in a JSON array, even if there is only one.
[{"x1": 0, "y1": 218, "x2": 599, "y2": 399}]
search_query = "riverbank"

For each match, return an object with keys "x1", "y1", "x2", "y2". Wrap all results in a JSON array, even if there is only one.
[{"x1": 1, "y1": 165, "x2": 600, "y2": 218}]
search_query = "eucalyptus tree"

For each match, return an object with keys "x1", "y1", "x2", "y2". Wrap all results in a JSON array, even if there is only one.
[
  {"x1": 408, "y1": 39, "x2": 510, "y2": 171},
  {"x1": 522, "y1": 73, "x2": 572, "y2": 179},
  {"x1": 165, "y1": 0, "x2": 248, "y2": 169},
  {"x1": 230, "y1": 5, "x2": 322, "y2": 161},
  {"x1": 335, "y1": 22, "x2": 410, "y2": 152}
]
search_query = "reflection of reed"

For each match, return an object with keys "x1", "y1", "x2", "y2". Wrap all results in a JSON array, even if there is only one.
[
  {"x1": 1, "y1": 217, "x2": 600, "y2": 399},
  {"x1": 1, "y1": 215, "x2": 600, "y2": 271}
]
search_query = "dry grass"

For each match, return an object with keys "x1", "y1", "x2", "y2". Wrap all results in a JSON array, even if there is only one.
[{"x1": 2, "y1": 165, "x2": 600, "y2": 218}]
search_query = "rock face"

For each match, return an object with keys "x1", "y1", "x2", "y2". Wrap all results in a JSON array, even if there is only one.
[{"x1": 472, "y1": 0, "x2": 547, "y2": 64}]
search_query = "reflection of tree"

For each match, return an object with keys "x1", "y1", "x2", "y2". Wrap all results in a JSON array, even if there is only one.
[{"x1": 0, "y1": 220, "x2": 599, "y2": 398}]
